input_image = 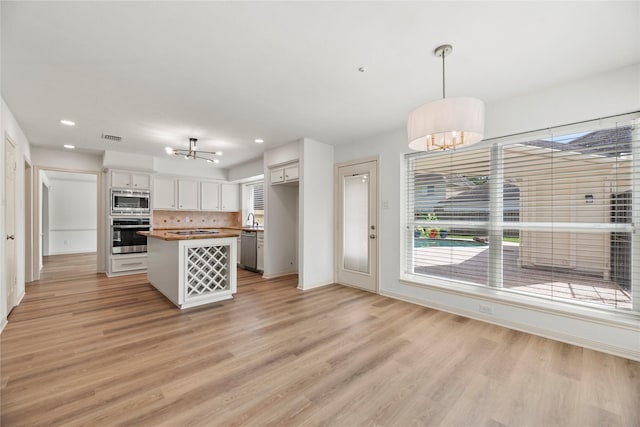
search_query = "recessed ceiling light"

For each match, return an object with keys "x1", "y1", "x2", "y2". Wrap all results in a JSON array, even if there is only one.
[
  {"x1": 63, "y1": 144, "x2": 75, "y2": 149},
  {"x1": 254, "y1": 139, "x2": 264, "y2": 144},
  {"x1": 60, "y1": 119, "x2": 76, "y2": 126}
]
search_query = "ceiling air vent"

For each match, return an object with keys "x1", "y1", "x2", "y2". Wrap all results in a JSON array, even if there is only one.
[{"x1": 101, "y1": 133, "x2": 122, "y2": 142}]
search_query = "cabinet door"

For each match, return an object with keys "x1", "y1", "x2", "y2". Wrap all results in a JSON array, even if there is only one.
[
  {"x1": 200, "y1": 182, "x2": 221, "y2": 211},
  {"x1": 257, "y1": 233, "x2": 264, "y2": 271},
  {"x1": 131, "y1": 173, "x2": 150, "y2": 189},
  {"x1": 237, "y1": 237, "x2": 242, "y2": 266},
  {"x1": 153, "y1": 177, "x2": 177, "y2": 209},
  {"x1": 270, "y1": 168, "x2": 284, "y2": 184},
  {"x1": 284, "y1": 164, "x2": 299, "y2": 182},
  {"x1": 220, "y1": 184, "x2": 239, "y2": 211},
  {"x1": 111, "y1": 171, "x2": 131, "y2": 188},
  {"x1": 178, "y1": 180, "x2": 199, "y2": 210}
]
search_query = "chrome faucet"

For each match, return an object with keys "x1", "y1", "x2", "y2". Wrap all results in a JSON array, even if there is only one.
[{"x1": 247, "y1": 212, "x2": 255, "y2": 227}]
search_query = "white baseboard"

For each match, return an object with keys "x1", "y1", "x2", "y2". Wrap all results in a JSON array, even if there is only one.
[
  {"x1": 16, "y1": 291, "x2": 25, "y2": 305},
  {"x1": 381, "y1": 289, "x2": 640, "y2": 362},
  {"x1": 298, "y1": 281, "x2": 334, "y2": 291},
  {"x1": 262, "y1": 271, "x2": 298, "y2": 280}
]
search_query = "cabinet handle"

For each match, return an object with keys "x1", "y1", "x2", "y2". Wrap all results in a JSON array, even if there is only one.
[{"x1": 121, "y1": 262, "x2": 143, "y2": 266}]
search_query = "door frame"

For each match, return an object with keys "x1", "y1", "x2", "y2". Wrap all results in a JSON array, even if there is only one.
[
  {"x1": 334, "y1": 157, "x2": 380, "y2": 293},
  {"x1": 4, "y1": 134, "x2": 18, "y2": 316},
  {"x1": 31, "y1": 166, "x2": 104, "y2": 281}
]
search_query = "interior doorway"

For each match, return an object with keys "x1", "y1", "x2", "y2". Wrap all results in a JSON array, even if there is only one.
[
  {"x1": 33, "y1": 168, "x2": 102, "y2": 281},
  {"x1": 336, "y1": 159, "x2": 378, "y2": 292}
]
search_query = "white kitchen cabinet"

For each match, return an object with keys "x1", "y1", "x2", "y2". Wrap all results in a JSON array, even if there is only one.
[
  {"x1": 200, "y1": 182, "x2": 221, "y2": 210},
  {"x1": 257, "y1": 232, "x2": 264, "y2": 271},
  {"x1": 111, "y1": 171, "x2": 150, "y2": 189},
  {"x1": 220, "y1": 184, "x2": 239, "y2": 211},
  {"x1": 237, "y1": 237, "x2": 242, "y2": 266},
  {"x1": 153, "y1": 177, "x2": 177, "y2": 209},
  {"x1": 200, "y1": 182, "x2": 239, "y2": 212},
  {"x1": 111, "y1": 254, "x2": 148, "y2": 273},
  {"x1": 284, "y1": 164, "x2": 299, "y2": 182},
  {"x1": 270, "y1": 163, "x2": 299, "y2": 185},
  {"x1": 270, "y1": 168, "x2": 284, "y2": 184},
  {"x1": 178, "y1": 180, "x2": 199, "y2": 210}
]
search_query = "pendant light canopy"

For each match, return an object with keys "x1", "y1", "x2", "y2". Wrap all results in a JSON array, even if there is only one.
[{"x1": 407, "y1": 44, "x2": 485, "y2": 151}]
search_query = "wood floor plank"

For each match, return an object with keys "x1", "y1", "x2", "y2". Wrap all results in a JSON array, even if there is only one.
[{"x1": 1, "y1": 255, "x2": 639, "y2": 426}]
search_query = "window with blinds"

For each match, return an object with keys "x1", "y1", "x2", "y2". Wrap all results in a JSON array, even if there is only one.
[
  {"x1": 251, "y1": 182, "x2": 264, "y2": 211},
  {"x1": 246, "y1": 182, "x2": 264, "y2": 225},
  {"x1": 404, "y1": 116, "x2": 638, "y2": 312}
]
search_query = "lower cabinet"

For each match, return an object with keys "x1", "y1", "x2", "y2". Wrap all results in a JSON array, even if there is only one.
[
  {"x1": 236, "y1": 237, "x2": 242, "y2": 266},
  {"x1": 111, "y1": 254, "x2": 148, "y2": 273},
  {"x1": 257, "y1": 232, "x2": 264, "y2": 271}
]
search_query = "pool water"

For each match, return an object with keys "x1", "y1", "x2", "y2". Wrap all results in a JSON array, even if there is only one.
[{"x1": 414, "y1": 238, "x2": 488, "y2": 248}]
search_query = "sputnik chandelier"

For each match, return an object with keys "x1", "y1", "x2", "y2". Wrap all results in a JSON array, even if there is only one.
[{"x1": 165, "y1": 138, "x2": 222, "y2": 164}]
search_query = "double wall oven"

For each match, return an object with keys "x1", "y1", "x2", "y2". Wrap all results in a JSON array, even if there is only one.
[{"x1": 111, "y1": 217, "x2": 150, "y2": 254}]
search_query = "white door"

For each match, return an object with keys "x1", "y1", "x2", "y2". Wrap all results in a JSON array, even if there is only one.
[
  {"x1": 5, "y1": 137, "x2": 17, "y2": 314},
  {"x1": 337, "y1": 160, "x2": 378, "y2": 292}
]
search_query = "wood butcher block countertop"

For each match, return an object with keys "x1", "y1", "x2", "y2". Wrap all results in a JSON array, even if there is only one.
[{"x1": 140, "y1": 226, "x2": 263, "y2": 241}]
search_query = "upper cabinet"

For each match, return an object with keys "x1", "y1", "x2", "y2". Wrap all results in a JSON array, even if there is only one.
[
  {"x1": 111, "y1": 170, "x2": 150, "y2": 189},
  {"x1": 178, "y1": 180, "x2": 199, "y2": 210},
  {"x1": 271, "y1": 163, "x2": 299, "y2": 185},
  {"x1": 154, "y1": 176, "x2": 239, "y2": 212},
  {"x1": 220, "y1": 184, "x2": 240, "y2": 211},
  {"x1": 200, "y1": 182, "x2": 221, "y2": 211},
  {"x1": 200, "y1": 182, "x2": 239, "y2": 212},
  {"x1": 153, "y1": 177, "x2": 177, "y2": 209}
]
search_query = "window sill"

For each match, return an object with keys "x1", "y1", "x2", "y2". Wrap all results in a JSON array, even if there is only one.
[{"x1": 399, "y1": 273, "x2": 640, "y2": 331}]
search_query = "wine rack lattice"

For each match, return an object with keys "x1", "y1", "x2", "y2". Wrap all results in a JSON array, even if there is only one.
[{"x1": 186, "y1": 245, "x2": 229, "y2": 297}]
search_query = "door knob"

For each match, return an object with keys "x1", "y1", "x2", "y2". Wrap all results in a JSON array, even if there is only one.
[
  {"x1": 369, "y1": 234, "x2": 376, "y2": 239},
  {"x1": 6, "y1": 235, "x2": 15, "y2": 240}
]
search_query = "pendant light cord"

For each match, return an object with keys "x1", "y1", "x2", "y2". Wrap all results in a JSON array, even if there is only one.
[{"x1": 442, "y1": 50, "x2": 446, "y2": 99}]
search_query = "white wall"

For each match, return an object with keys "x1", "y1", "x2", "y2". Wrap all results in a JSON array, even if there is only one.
[
  {"x1": 30, "y1": 147, "x2": 102, "y2": 171},
  {"x1": 299, "y1": 138, "x2": 334, "y2": 289},
  {"x1": 1, "y1": 97, "x2": 32, "y2": 332},
  {"x1": 103, "y1": 150, "x2": 154, "y2": 172},
  {"x1": 334, "y1": 64, "x2": 640, "y2": 360},
  {"x1": 153, "y1": 157, "x2": 228, "y2": 180},
  {"x1": 46, "y1": 173, "x2": 97, "y2": 254},
  {"x1": 228, "y1": 157, "x2": 264, "y2": 183}
]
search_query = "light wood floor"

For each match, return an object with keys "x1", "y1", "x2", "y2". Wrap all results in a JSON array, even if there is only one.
[
  {"x1": 2, "y1": 260, "x2": 639, "y2": 426},
  {"x1": 38, "y1": 253, "x2": 97, "y2": 282}
]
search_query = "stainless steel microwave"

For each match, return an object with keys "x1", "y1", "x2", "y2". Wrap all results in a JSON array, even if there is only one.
[{"x1": 111, "y1": 189, "x2": 150, "y2": 215}]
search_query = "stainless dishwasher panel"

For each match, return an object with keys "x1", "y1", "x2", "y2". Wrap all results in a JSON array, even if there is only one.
[{"x1": 240, "y1": 231, "x2": 258, "y2": 271}]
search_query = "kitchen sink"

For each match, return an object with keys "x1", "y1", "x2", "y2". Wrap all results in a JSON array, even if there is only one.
[{"x1": 170, "y1": 230, "x2": 220, "y2": 235}]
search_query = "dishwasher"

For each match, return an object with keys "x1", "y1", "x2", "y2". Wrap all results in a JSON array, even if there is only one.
[{"x1": 240, "y1": 231, "x2": 258, "y2": 272}]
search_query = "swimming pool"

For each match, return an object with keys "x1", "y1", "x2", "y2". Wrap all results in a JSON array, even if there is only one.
[{"x1": 414, "y1": 238, "x2": 488, "y2": 248}]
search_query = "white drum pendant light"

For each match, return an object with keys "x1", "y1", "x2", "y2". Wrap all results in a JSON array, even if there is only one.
[{"x1": 408, "y1": 44, "x2": 484, "y2": 151}]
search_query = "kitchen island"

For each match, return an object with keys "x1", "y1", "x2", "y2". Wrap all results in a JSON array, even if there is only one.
[{"x1": 141, "y1": 229, "x2": 238, "y2": 309}]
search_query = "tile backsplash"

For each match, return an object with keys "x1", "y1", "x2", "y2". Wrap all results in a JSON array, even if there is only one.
[{"x1": 152, "y1": 210, "x2": 241, "y2": 230}]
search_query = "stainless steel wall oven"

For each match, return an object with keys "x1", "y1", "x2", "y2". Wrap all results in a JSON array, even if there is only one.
[{"x1": 111, "y1": 217, "x2": 150, "y2": 254}]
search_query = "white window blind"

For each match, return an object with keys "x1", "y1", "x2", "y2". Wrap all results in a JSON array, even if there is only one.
[
  {"x1": 251, "y1": 183, "x2": 264, "y2": 211},
  {"x1": 404, "y1": 115, "x2": 639, "y2": 312}
]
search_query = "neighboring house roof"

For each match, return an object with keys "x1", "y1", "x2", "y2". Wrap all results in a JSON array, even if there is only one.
[{"x1": 527, "y1": 127, "x2": 632, "y2": 157}]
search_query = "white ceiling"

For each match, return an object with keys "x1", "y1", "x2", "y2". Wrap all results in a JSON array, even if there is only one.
[{"x1": 2, "y1": 1, "x2": 639, "y2": 169}]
